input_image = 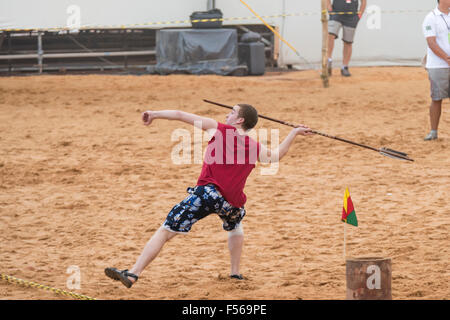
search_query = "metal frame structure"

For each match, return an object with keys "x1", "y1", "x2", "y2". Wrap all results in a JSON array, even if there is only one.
[{"x1": 0, "y1": 25, "x2": 276, "y2": 75}]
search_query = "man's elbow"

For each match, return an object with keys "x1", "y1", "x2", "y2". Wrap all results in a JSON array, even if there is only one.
[{"x1": 426, "y1": 37, "x2": 437, "y2": 47}]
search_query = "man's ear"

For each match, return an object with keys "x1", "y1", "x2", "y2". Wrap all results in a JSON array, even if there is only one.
[{"x1": 236, "y1": 117, "x2": 245, "y2": 125}]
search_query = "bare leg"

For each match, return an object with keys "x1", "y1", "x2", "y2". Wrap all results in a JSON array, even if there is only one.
[
  {"x1": 343, "y1": 42, "x2": 353, "y2": 66},
  {"x1": 430, "y1": 100, "x2": 442, "y2": 131},
  {"x1": 228, "y1": 232, "x2": 244, "y2": 276},
  {"x1": 327, "y1": 34, "x2": 336, "y2": 59},
  {"x1": 128, "y1": 226, "x2": 177, "y2": 282}
]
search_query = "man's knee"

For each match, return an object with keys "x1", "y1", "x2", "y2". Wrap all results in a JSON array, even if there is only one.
[
  {"x1": 228, "y1": 223, "x2": 244, "y2": 238},
  {"x1": 328, "y1": 33, "x2": 338, "y2": 40},
  {"x1": 431, "y1": 99, "x2": 443, "y2": 106},
  {"x1": 158, "y1": 226, "x2": 179, "y2": 241}
]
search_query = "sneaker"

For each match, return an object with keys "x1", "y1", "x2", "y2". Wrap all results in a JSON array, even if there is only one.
[
  {"x1": 424, "y1": 131, "x2": 438, "y2": 141},
  {"x1": 341, "y1": 66, "x2": 351, "y2": 77},
  {"x1": 327, "y1": 60, "x2": 332, "y2": 76}
]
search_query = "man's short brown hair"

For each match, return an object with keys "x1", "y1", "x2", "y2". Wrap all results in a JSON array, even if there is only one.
[{"x1": 237, "y1": 104, "x2": 258, "y2": 131}]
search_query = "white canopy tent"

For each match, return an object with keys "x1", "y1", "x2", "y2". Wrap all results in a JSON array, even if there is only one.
[{"x1": 0, "y1": 0, "x2": 437, "y2": 68}]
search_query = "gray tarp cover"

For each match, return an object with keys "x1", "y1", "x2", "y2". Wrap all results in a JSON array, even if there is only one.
[{"x1": 155, "y1": 28, "x2": 240, "y2": 75}]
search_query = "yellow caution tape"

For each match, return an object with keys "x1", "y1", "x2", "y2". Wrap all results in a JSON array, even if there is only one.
[
  {"x1": 0, "y1": 10, "x2": 429, "y2": 32},
  {"x1": 328, "y1": 11, "x2": 361, "y2": 15},
  {"x1": 0, "y1": 273, "x2": 96, "y2": 300}
]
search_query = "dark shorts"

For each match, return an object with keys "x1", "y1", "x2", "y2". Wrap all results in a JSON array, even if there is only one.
[{"x1": 163, "y1": 184, "x2": 246, "y2": 233}]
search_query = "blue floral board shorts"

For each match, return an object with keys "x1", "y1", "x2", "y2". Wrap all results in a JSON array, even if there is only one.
[{"x1": 163, "y1": 184, "x2": 246, "y2": 233}]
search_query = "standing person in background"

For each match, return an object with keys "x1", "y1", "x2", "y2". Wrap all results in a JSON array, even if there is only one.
[
  {"x1": 422, "y1": 0, "x2": 450, "y2": 141},
  {"x1": 327, "y1": 0, "x2": 366, "y2": 77}
]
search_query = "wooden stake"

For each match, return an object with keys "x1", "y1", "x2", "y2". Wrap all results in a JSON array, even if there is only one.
[
  {"x1": 321, "y1": 0, "x2": 329, "y2": 88},
  {"x1": 346, "y1": 257, "x2": 392, "y2": 300}
]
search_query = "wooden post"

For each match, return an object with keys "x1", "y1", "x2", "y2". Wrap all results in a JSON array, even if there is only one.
[
  {"x1": 320, "y1": 0, "x2": 329, "y2": 88},
  {"x1": 346, "y1": 257, "x2": 392, "y2": 300},
  {"x1": 273, "y1": 26, "x2": 280, "y2": 63}
]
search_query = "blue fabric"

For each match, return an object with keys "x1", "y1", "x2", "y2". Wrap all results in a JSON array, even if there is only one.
[{"x1": 163, "y1": 184, "x2": 245, "y2": 233}]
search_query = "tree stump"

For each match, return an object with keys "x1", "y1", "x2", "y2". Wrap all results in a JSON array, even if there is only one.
[{"x1": 346, "y1": 257, "x2": 392, "y2": 300}]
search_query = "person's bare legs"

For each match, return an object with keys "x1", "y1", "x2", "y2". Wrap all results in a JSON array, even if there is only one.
[
  {"x1": 430, "y1": 99, "x2": 442, "y2": 131},
  {"x1": 327, "y1": 34, "x2": 337, "y2": 75},
  {"x1": 327, "y1": 34, "x2": 336, "y2": 59},
  {"x1": 228, "y1": 234, "x2": 243, "y2": 275},
  {"x1": 343, "y1": 41, "x2": 353, "y2": 67},
  {"x1": 127, "y1": 226, "x2": 177, "y2": 282},
  {"x1": 228, "y1": 224, "x2": 244, "y2": 276}
]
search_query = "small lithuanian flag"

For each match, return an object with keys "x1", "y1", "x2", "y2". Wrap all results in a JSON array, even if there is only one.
[{"x1": 342, "y1": 188, "x2": 358, "y2": 227}]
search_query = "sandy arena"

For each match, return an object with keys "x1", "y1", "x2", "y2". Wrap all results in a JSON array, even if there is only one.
[{"x1": 0, "y1": 67, "x2": 449, "y2": 300}]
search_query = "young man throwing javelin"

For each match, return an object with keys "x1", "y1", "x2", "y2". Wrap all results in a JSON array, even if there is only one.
[{"x1": 105, "y1": 104, "x2": 313, "y2": 288}]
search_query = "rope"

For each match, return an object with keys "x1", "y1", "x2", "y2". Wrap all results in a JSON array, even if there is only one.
[
  {"x1": 0, "y1": 10, "x2": 429, "y2": 32},
  {"x1": 0, "y1": 273, "x2": 96, "y2": 300},
  {"x1": 239, "y1": 0, "x2": 320, "y2": 73}
]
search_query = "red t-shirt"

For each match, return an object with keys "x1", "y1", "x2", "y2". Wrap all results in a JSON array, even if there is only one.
[{"x1": 197, "y1": 123, "x2": 260, "y2": 208}]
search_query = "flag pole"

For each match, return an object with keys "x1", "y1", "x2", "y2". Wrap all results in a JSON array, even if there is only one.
[{"x1": 320, "y1": 0, "x2": 329, "y2": 88}]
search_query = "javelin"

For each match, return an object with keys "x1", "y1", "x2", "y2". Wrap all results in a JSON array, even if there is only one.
[{"x1": 202, "y1": 99, "x2": 414, "y2": 162}]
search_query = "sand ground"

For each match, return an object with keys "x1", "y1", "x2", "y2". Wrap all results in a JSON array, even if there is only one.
[{"x1": 0, "y1": 67, "x2": 448, "y2": 300}]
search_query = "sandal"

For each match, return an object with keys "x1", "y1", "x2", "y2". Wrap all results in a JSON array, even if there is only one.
[{"x1": 105, "y1": 267, "x2": 139, "y2": 288}]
